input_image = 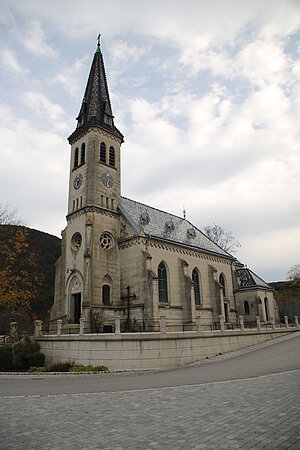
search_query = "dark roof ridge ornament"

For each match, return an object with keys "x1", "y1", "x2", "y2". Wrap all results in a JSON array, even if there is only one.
[{"x1": 97, "y1": 34, "x2": 101, "y2": 52}]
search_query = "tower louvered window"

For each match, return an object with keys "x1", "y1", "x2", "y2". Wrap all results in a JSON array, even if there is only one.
[
  {"x1": 74, "y1": 148, "x2": 79, "y2": 168},
  {"x1": 80, "y1": 143, "x2": 85, "y2": 164},
  {"x1": 158, "y1": 262, "x2": 168, "y2": 303},
  {"x1": 100, "y1": 142, "x2": 106, "y2": 163},
  {"x1": 109, "y1": 146, "x2": 115, "y2": 167}
]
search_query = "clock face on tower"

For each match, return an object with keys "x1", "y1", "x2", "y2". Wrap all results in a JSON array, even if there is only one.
[
  {"x1": 73, "y1": 174, "x2": 83, "y2": 190},
  {"x1": 101, "y1": 173, "x2": 114, "y2": 188}
]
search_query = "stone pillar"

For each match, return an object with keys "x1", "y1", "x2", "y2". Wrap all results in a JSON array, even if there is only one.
[
  {"x1": 10, "y1": 321, "x2": 18, "y2": 340},
  {"x1": 79, "y1": 317, "x2": 85, "y2": 335},
  {"x1": 220, "y1": 291, "x2": 225, "y2": 321},
  {"x1": 160, "y1": 316, "x2": 166, "y2": 334},
  {"x1": 57, "y1": 319, "x2": 62, "y2": 336},
  {"x1": 152, "y1": 278, "x2": 159, "y2": 326},
  {"x1": 239, "y1": 315, "x2": 244, "y2": 331},
  {"x1": 284, "y1": 315, "x2": 289, "y2": 328},
  {"x1": 256, "y1": 316, "x2": 261, "y2": 330},
  {"x1": 271, "y1": 319, "x2": 276, "y2": 330},
  {"x1": 34, "y1": 320, "x2": 43, "y2": 337},
  {"x1": 115, "y1": 313, "x2": 121, "y2": 335},
  {"x1": 196, "y1": 316, "x2": 201, "y2": 333},
  {"x1": 294, "y1": 316, "x2": 299, "y2": 327},
  {"x1": 219, "y1": 315, "x2": 225, "y2": 331}
]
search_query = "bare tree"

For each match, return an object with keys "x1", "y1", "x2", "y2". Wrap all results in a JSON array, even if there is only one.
[
  {"x1": 0, "y1": 203, "x2": 24, "y2": 225},
  {"x1": 203, "y1": 223, "x2": 241, "y2": 255},
  {"x1": 287, "y1": 264, "x2": 300, "y2": 282}
]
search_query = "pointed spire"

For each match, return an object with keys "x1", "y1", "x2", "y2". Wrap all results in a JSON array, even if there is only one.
[{"x1": 71, "y1": 36, "x2": 123, "y2": 141}]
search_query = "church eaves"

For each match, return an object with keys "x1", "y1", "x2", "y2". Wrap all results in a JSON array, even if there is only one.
[{"x1": 69, "y1": 37, "x2": 123, "y2": 143}]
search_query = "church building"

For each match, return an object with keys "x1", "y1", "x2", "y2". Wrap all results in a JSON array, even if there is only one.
[{"x1": 50, "y1": 40, "x2": 279, "y2": 333}]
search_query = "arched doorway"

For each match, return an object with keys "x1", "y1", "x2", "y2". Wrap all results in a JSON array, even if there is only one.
[{"x1": 69, "y1": 276, "x2": 82, "y2": 324}]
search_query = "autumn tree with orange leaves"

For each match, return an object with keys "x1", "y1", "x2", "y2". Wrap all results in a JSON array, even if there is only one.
[{"x1": 0, "y1": 226, "x2": 43, "y2": 321}]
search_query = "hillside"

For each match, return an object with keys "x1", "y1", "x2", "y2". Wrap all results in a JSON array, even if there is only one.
[
  {"x1": 0, "y1": 225, "x2": 61, "y2": 326},
  {"x1": 269, "y1": 280, "x2": 300, "y2": 320}
]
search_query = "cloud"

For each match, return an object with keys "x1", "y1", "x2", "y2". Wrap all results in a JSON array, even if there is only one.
[
  {"x1": 0, "y1": 47, "x2": 25, "y2": 74},
  {"x1": 22, "y1": 20, "x2": 57, "y2": 58},
  {"x1": 22, "y1": 91, "x2": 64, "y2": 123},
  {"x1": 53, "y1": 56, "x2": 89, "y2": 97},
  {"x1": 0, "y1": 102, "x2": 68, "y2": 234},
  {"x1": 110, "y1": 40, "x2": 147, "y2": 66}
]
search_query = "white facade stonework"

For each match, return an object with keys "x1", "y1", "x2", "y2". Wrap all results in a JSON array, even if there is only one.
[{"x1": 50, "y1": 42, "x2": 279, "y2": 334}]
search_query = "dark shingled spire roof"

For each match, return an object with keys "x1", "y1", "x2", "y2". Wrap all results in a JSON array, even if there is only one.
[{"x1": 69, "y1": 38, "x2": 123, "y2": 142}]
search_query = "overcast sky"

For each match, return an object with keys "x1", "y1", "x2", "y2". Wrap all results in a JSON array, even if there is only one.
[{"x1": 1, "y1": 0, "x2": 300, "y2": 282}]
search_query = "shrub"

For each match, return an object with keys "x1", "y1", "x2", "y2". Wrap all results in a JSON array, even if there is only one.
[
  {"x1": 0, "y1": 344, "x2": 13, "y2": 371},
  {"x1": 28, "y1": 366, "x2": 46, "y2": 373},
  {"x1": 13, "y1": 337, "x2": 40, "y2": 370},
  {"x1": 49, "y1": 361, "x2": 74, "y2": 372},
  {"x1": 70, "y1": 364, "x2": 108, "y2": 373},
  {"x1": 27, "y1": 352, "x2": 45, "y2": 368}
]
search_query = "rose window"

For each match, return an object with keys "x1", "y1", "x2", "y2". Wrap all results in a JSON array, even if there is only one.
[{"x1": 100, "y1": 232, "x2": 114, "y2": 250}]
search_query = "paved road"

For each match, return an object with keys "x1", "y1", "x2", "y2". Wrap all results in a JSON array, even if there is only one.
[{"x1": 0, "y1": 332, "x2": 300, "y2": 449}]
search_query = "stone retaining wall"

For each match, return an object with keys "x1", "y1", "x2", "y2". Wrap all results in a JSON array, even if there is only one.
[{"x1": 35, "y1": 328, "x2": 298, "y2": 370}]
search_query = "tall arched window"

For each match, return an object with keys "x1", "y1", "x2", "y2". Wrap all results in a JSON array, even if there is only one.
[
  {"x1": 264, "y1": 297, "x2": 269, "y2": 321},
  {"x1": 219, "y1": 273, "x2": 226, "y2": 297},
  {"x1": 102, "y1": 284, "x2": 110, "y2": 305},
  {"x1": 244, "y1": 300, "x2": 250, "y2": 315},
  {"x1": 192, "y1": 268, "x2": 201, "y2": 305},
  {"x1": 100, "y1": 142, "x2": 106, "y2": 163},
  {"x1": 158, "y1": 262, "x2": 168, "y2": 303},
  {"x1": 109, "y1": 146, "x2": 115, "y2": 167},
  {"x1": 74, "y1": 147, "x2": 79, "y2": 168},
  {"x1": 80, "y1": 143, "x2": 85, "y2": 165}
]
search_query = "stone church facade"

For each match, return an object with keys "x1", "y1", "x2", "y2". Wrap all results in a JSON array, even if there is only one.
[{"x1": 50, "y1": 40, "x2": 279, "y2": 333}]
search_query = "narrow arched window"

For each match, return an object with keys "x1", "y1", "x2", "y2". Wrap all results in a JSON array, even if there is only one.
[
  {"x1": 219, "y1": 273, "x2": 226, "y2": 297},
  {"x1": 102, "y1": 284, "x2": 110, "y2": 305},
  {"x1": 244, "y1": 300, "x2": 250, "y2": 315},
  {"x1": 80, "y1": 143, "x2": 85, "y2": 165},
  {"x1": 158, "y1": 262, "x2": 168, "y2": 303},
  {"x1": 100, "y1": 142, "x2": 106, "y2": 163},
  {"x1": 192, "y1": 268, "x2": 201, "y2": 305},
  {"x1": 74, "y1": 148, "x2": 79, "y2": 168},
  {"x1": 264, "y1": 297, "x2": 269, "y2": 321},
  {"x1": 109, "y1": 146, "x2": 115, "y2": 167}
]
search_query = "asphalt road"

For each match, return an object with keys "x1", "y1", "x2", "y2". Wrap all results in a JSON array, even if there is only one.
[
  {"x1": 1, "y1": 332, "x2": 300, "y2": 450},
  {"x1": 1, "y1": 331, "x2": 299, "y2": 397}
]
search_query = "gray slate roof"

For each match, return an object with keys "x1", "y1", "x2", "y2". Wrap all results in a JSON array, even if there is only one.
[
  {"x1": 119, "y1": 197, "x2": 232, "y2": 259},
  {"x1": 236, "y1": 267, "x2": 272, "y2": 290}
]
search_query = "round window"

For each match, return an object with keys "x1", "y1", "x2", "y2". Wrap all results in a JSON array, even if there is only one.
[
  {"x1": 71, "y1": 232, "x2": 82, "y2": 251},
  {"x1": 100, "y1": 232, "x2": 114, "y2": 250}
]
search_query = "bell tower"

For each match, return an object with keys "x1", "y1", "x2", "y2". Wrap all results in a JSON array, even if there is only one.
[{"x1": 51, "y1": 37, "x2": 124, "y2": 331}]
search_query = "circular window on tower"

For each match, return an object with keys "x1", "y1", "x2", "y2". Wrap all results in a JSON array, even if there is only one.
[
  {"x1": 71, "y1": 232, "x2": 82, "y2": 251},
  {"x1": 100, "y1": 232, "x2": 114, "y2": 250}
]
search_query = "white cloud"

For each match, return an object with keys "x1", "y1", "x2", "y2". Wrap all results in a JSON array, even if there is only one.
[
  {"x1": 0, "y1": 47, "x2": 25, "y2": 74},
  {"x1": 22, "y1": 91, "x2": 64, "y2": 123},
  {"x1": 22, "y1": 20, "x2": 57, "y2": 58},
  {"x1": 53, "y1": 56, "x2": 89, "y2": 97},
  {"x1": 0, "y1": 102, "x2": 68, "y2": 234},
  {"x1": 110, "y1": 40, "x2": 146, "y2": 65}
]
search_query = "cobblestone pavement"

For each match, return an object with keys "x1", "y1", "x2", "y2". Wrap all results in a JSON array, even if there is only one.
[{"x1": 1, "y1": 370, "x2": 300, "y2": 450}]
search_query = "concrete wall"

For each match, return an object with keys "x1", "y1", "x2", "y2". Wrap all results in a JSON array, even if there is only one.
[{"x1": 36, "y1": 329, "x2": 295, "y2": 371}]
